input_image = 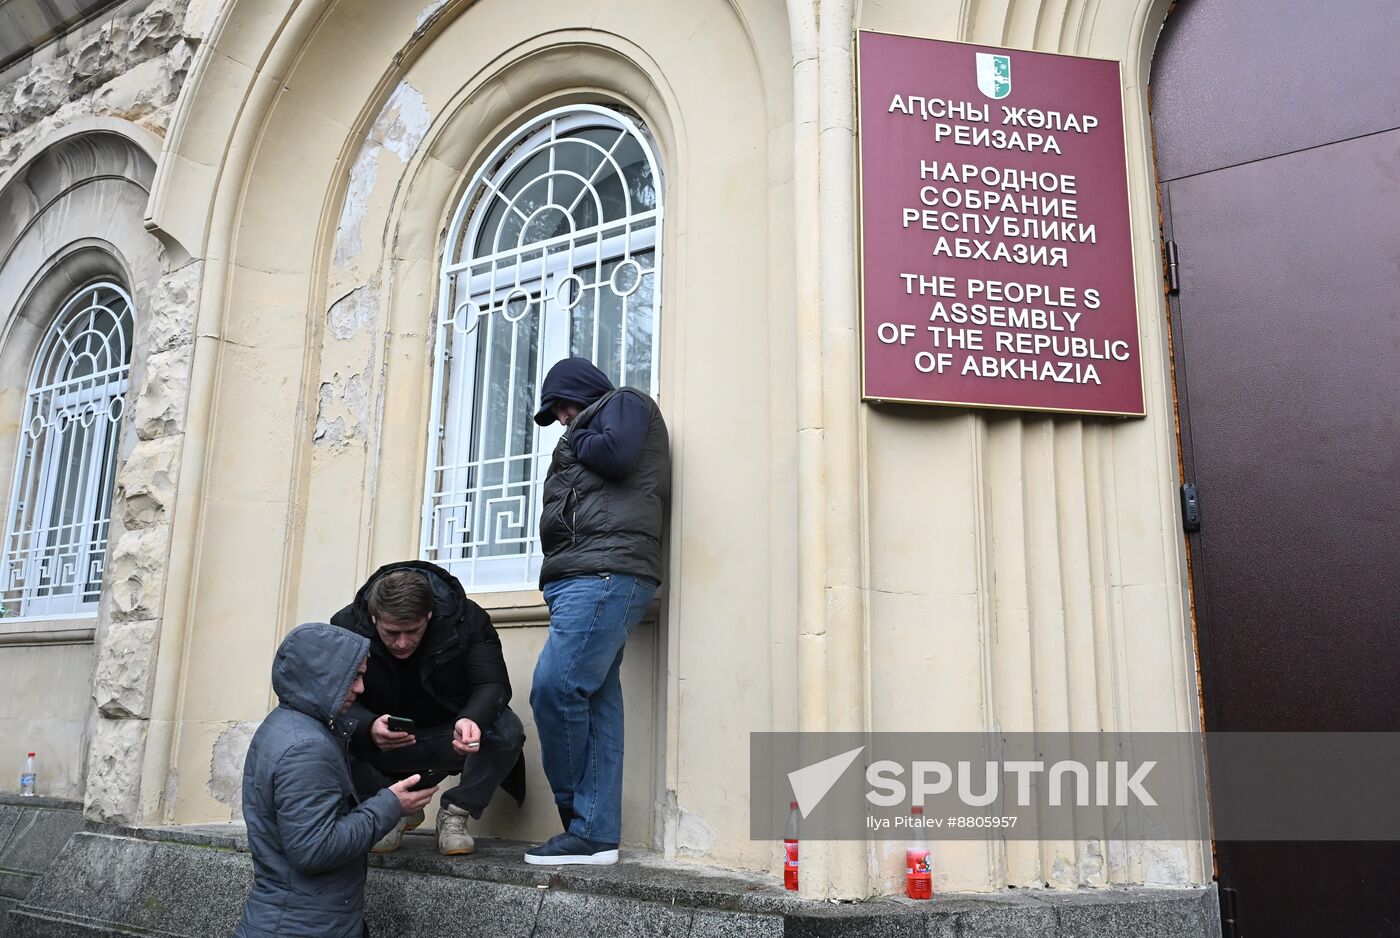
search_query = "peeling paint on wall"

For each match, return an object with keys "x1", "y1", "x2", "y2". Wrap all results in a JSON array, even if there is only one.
[
  {"x1": 1141, "y1": 841, "x2": 1192, "y2": 886},
  {"x1": 316, "y1": 279, "x2": 380, "y2": 453},
  {"x1": 314, "y1": 382, "x2": 348, "y2": 450},
  {"x1": 676, "y1": 804, "x2": 716, "y2": 858},
  {"x1": 208, "y1": 721, "x2": 259, "y2": 820},
  {"x1": 416, "y1": 0, "x2": 448, "y2": 29},
  {"x1": 313, "y1": 372, "x2": 371, "y2": 453},
  {"x1": 0, "y1": 0, "x2": 194, "y2": 167},
  {"x1": 333, "y1": 81, "x2": 432, "y2": 268},
  {"x1": 1076, "y1": 837, "x2": 1107, "y2": 886},
  {"x1": 326, "y1": 282, "x2": 377, "y2": 342}
]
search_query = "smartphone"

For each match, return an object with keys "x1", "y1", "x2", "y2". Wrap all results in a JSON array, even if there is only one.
[
  {"x1": 407, "y1": 770, "x2": 448, "y2": 791},
  {"x1": 386, "y1": 715, "x2": 416, "y2": 734}
]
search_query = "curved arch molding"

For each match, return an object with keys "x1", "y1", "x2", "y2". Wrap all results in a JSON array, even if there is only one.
[
  {"x1": 131, "y1": 0, "x2": 1202, "y2": 898},
  {"x1": 138, "y1": 0, "x2": 791, "y2": 871},
  {"x1": 0, "y1": 121, "x2": 194, "y2": 812}
]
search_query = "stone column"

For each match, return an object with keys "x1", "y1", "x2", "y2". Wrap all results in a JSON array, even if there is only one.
[
  {"x1": 787, "y1": 0, "x2": 871, "y2": 899},
  {"x1": 86, "y1": 260, "x2": 201, "y2": 824}
]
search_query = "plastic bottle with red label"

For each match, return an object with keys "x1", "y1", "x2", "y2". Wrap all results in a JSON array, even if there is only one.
[
  {"x1": 784, "y1": 800, "x2": 800, "y2": 891},
  {"x1": 906, "y1": 805, "x2": 932, "y2": 899}
]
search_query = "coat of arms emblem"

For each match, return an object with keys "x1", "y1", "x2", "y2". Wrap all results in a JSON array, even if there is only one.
[{"x1": 975, "y1": 53, "x2": 1012, "y2": 100}]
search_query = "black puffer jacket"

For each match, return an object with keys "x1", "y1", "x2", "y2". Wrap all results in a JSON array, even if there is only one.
[
  {"x1": 330, "y1": 561, "x2": 511, "y2": 737},
  {"x1": 538, "y1": 387, "x2": 671, "y2": 587},
  {"x1": 235, "y1": 623, "x2": 401, "y2": 938}
]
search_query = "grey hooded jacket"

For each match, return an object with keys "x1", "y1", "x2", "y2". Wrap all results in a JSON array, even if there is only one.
[{"x1": 235, "y1": 623, "x2": 402, "y2": 938}]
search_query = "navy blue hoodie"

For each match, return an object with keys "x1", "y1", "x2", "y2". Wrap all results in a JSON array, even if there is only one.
[{"x1": 533, "y1": 357, "x2": 652, "y2": 479}]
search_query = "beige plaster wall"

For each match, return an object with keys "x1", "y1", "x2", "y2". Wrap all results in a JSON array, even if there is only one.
[
  {"x1": 0, "y1": 124, "x2": 172, "y2": 805},
  {"x1": 853, "y1": 0, "x2": 1205, "y2": 892},
  {"x1": 142, "y1": 0, "x2": 1209, "y2": 899},
  {"x1": 153, "y1": 0, "x2": 799, "y2": 870},
  {"x1": 0, "y1": 642, "x2": 95, "y2": 798}
]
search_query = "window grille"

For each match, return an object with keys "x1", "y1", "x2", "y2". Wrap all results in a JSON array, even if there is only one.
[
  {"x1": 423, "y1": 105, "x2": 664, "y2": 591},
  {"x1": 2, "y1": 283, "x2": 134, "y2": 618}
]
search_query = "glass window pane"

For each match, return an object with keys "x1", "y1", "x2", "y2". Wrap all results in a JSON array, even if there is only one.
[
  {"x1": 590, "y1": 258, "x2": 624, "y2": 384},
  {"x1": 625, "y1": 258, "x2": 655, "y2": 391},
  {"x1": 428, "y1": 108, "x2": 663, "y2": 592},
  {"x1": 2, "y1": 284, "x2": 132, "y2": 617}
]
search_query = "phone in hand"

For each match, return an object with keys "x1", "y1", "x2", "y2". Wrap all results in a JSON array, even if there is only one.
[
  {"x1": 386, "y1": 715, "x2": 416, "y2": 734},
  {"x1": 407, "y1": 770, "x2": 448, "y2": 791}
]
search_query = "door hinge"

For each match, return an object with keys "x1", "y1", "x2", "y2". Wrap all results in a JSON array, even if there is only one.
[
  {"x1": 1166, "y1": 239, "x2": 1181, "y2": 294},
  {"x1": 1220, "y1": 886, "x2": 1239, "y2": 938},
  {"x1": 1180, "y1": 482, "x2": 1201, "y2": 533}
]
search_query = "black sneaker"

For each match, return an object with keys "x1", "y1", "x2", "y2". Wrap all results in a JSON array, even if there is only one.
[{"x1": 524, "y1": 832, "x2": 619, "y2": 866}]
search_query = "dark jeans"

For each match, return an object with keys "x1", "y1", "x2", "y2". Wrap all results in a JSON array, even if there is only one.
[
  {"x1": 349, "y1": 706, "x2": 525, "y2": 818},
  {"x1": 530, "y1": 574, "x2": 657, "y2": 845}
]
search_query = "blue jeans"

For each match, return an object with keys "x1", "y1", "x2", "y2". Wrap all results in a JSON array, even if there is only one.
[{"x1": 530, "y1": 573, "x2": 657, "y2": 845}]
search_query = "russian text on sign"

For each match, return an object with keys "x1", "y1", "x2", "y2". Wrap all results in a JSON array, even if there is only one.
[
  {"x1": 902, "y1": 209, "x2": 1097, "y2": 244},
  {"x1": 930, "y1": 238, "x2": 1070, "y2": 268},
  {"x1": 859, "y1": 32, "x2": 1143, "y2": 414},
  {"x1": 919, "y1": 161, "x2": 1077, "y2": 194},
  {"x1": 914, "y1": 187, "x2": 1079, "y2": 218}
]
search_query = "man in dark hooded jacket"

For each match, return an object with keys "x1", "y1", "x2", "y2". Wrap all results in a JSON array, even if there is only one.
[
  {"x1": 331, "y1": 560, "x2": 526, "y2": 856},
  {"x1": 236, "y1": 622, "x2": 436, "y2": 938},
  {"x1": 525, "y1": 357, "x2": 670, "y2": 865}
]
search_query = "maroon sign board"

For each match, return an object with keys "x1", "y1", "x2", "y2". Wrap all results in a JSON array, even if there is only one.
[{"x1": 857, "y1": 31, "x2": 1145, "y2": 417}]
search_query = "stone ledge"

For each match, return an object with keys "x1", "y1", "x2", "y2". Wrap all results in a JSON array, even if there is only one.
[
  {"x1": 0, "y1": 801, "x2": 86, "y2": 881},
  {"x1": 8, "y1": 826, "x2": 1221, "y2": 937},
  {"x1": 0, "y1": 797, "x2": 86, "y2": 937},
  {"x1": 0, "y1": 797, "x2": 81, "y2": 811}
]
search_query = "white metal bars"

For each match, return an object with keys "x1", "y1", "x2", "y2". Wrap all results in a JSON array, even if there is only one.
[
  {"x1": 423, "y1": 105, "x2": 664, "y2": 591},
  {"x1": 2, "y1": 283, "x2": 134, "y2": 618}
]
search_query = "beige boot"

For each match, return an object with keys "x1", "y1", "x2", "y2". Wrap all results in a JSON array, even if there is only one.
[
  {"x1": 403, "y1": 807, "x2": 425, "y2": 832},
  {"x1": 372, "y1": 817, "x2": 407, "y2": 853},
  {"x1": 437, "y1": 804, "x2": 475, "y2": 856}
]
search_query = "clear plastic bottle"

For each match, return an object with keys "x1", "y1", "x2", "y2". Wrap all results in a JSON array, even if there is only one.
[
  {"x1": 783, "y1": 800, "x2": 800, "y2": 891},
  {"x1": 905, "y1": 805, "x2": 932, "y2": 899},
  {"x1": 19, "y1": 752, "x2": 36, "y2": 797}
]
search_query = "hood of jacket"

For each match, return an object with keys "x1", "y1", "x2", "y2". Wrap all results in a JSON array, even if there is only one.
[
  {"x1": 342, "y1": 560, "x2": 469, "y2": 656},
  {"x1": 271, "y1": 622, "x2": 369, "y2": 724},
  {"x1": 533, "y1": 357, "x2": 616, "y2": 425}
]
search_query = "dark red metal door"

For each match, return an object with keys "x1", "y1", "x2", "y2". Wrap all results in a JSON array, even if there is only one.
[{"x1": 1152, "y1": 2, "x2": 1400, "y2": 935}]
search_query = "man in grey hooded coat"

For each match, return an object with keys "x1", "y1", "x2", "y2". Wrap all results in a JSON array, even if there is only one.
[{"x1": 235, "y1": 622, "x2": 437, "y2": 937}]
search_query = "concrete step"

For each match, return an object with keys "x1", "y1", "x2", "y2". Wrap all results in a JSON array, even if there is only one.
[
  {"x1": 6, "y1": 823, "x2": 1221, "y2": 937},
  {"x1": 0, "y1": 796, "x2": 85, "y2": 938}
]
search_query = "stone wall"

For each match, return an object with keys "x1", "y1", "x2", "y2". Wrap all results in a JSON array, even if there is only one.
[
  {"x1": 86, "y1": 257, "x2": 202, "y2": 823},
  {"x1": 0, "y1": 0, "x2": 206, "y2": 820},
  {"x1": 0, "y1": 795, "x2": 86, "y2": 929},
  {"x1": 0, "y1": 0, "x2": 194, "y2": 173},
  {"x1": 5, "y1": 823, "x2": 1222, "y2": 938}
]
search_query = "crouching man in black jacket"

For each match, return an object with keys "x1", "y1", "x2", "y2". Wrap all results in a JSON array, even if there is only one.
[{"x1": 331, "y1": 561, "x2": 526, "y2": 856}]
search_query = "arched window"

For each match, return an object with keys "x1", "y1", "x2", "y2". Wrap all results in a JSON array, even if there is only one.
[
  {"x1": 2, "y1": 283, "x2": 134, "y2": 618},
  {"x1": 423, "y1": 105, "x2": 663, "y2": 591}
]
